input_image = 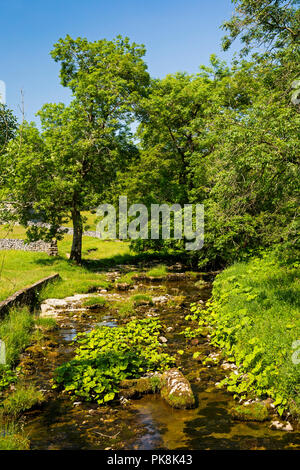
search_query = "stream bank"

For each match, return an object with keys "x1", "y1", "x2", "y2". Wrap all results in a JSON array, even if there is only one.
[{"x1": 7, "y1": 265, "x2": 300, "y2": 450}]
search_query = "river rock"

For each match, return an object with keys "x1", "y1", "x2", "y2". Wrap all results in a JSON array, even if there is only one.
[
  {"x1": 230, "y1": 402, "x2": 269, "y2": 422},
  {"x1": 159, "y1": 336, "x2": 168, "y2": 343},
  {"x1": 270, "y1": 420, "x2": 293, "y2": 431},
  {"x1": 152, "y1": 296, "x2": 169, "y2": 303},
  {"x1": 115, "y1": 283, "x2": 131, "y2": 291},
  {"x1": 160, "y1": 368, "x2": 195, "y2": 409}
]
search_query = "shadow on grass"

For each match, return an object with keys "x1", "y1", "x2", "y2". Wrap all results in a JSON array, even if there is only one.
[{"x1": 81, "y1": 250, "x2": 193, "y2": 272}]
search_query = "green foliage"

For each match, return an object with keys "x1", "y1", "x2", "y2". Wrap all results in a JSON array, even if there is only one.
[
  {"x1": 82, "y1": 296, "x2": 108, "y2": 308},
  {"x1": 0, "y1": 419, "x2": 30, "y2": 450},
  {"x1": 53, "y1": 318, "x2": 175, "y2": 404},
  {"x1": 118, "y1": 301, "x2": 135, "y2": 318},
  {"x1": 229, "y1": 403, "x2": 269, "y2": 422},
  {"x1": 193, "y1": 251, "x2": 300, "y2": 416},
  {"x1": 35, "y1": 317, "x2": 57, "y2": 332},
  {"x1": 0, "y1": 307, "x2": 34, "y2": 367},
  {"x1": 146, "y1": 265, "x2": 168, "y2": 278},
  {"x1": 1, "y1": 384, "x2": 44, "y2": 417},
  {"x1": 221, "y1": 0, "x2": 300, "y2": 54},
  {"x1": 131, "y1": 294, "x2": 153, "y2": 305},
  {"x1": 117, "y1": 271, "x2": 138, "y2": 285},
  {"x1": 0, "y1": 366, "x2": 17, "y2": 392}
]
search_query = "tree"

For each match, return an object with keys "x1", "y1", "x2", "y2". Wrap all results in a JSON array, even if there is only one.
[
  {"x1": 0, "y1": 104, "x2": 17, "y2": 152},
  {"x1": 1, "y1": 35, "x2": 149, "y2": 263},
  {"x1": 222, "y1": 0, "x2": 300, "y2": 54}
]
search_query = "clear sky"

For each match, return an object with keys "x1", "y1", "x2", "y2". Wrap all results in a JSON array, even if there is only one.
[{"x1": 0, "y1": 0, "x2": 240, "y2": 124}]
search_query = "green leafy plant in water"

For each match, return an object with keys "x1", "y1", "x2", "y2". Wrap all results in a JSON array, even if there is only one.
[{"x1": 53, "y1": 318, "x2": 175, "y2": 404}]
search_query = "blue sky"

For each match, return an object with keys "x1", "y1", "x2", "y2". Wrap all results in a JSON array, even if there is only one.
[{"x1": 0, "y1": 0, "x2": 240, "y2": 123}]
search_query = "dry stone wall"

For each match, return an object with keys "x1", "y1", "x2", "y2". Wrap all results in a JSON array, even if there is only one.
[{"x1": 0, "y1": 238, "x2": 58, "y2": 256}]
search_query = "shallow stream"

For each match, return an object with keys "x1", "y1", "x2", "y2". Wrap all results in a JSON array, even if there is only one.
[{"x1": 16, "y1": 271, "x2": 300, "y2": 450}]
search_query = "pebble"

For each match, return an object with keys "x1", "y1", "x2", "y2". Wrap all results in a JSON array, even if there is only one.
[
  {"x1": 159, "y1": 336, "x2": 168, "y2": 343},
  {"x1": 270, "y1": 420, "x2": 293, "y2": 432}
]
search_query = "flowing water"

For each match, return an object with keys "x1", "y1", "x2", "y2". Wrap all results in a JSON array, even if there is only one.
[{"x1": 14, "y1": 271, "x2": 300, "y2": 450}]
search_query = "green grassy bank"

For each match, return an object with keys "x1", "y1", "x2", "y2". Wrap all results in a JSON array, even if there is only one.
[{"x1": 204, "y1": 252, "x2": 300, "y2": 417}]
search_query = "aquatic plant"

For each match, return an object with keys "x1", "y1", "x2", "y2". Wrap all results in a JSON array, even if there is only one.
[{"x1": 53, "y1": 318, "x2": 175, "y2": 404}]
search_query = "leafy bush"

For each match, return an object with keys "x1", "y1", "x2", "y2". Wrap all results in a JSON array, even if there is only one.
[{"x1": 53, "y1": 318, "x2": 175, "y2": 404}]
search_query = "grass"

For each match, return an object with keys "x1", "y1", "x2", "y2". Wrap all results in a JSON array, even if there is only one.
[
  {"x1": 62, "y1": 210, "x2": 99, "y2": 230},
  {"x1": 83, "y1": 296, "x2": 108, "y2": 308},
  {"x1": 0, "y1": 307, "x2": 34, "y2": 367},
  {"x1": 0, "y1": 419, "x2": 30, "y2": 450},
  {"x1": 0, "y1": 224, "x2": 190, "y2": 303},
  {"x1": 209, "y1": 251, "x2": 300, "y2": 416},
  {"x1": 35, "y1": 317, "x2": 57, "y2": 332},
  {"x1": 131, "y1": 294, "x2": 153, "y2": 306},
  {"x1": 118, "y1": 301, "x2": 135, "y2": 318},
  {"x1": 0, "y1": 226, "x2": 131, "y2": 301},
  {"x1": 1, "y1": 384, "x2": 44, "y2": 418},
  {"x1": 117, "y1": 271, "x2": 138, "y2": 285},
  {"x1": 146, "y1": 264, "x2": 168, "y2": 278}
]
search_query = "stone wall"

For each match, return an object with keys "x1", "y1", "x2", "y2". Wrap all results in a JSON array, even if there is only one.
[
  {"x1": 0, "y1": 273, "x2": 60, "y2": 318},
  {"x1": 0, "y1": 239, "x2": 58, "y2": 256}
]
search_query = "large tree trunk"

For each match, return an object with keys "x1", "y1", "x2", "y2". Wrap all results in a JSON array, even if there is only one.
[{"x1": 70, "y1": 208, "x2": 83, "y2": 264}]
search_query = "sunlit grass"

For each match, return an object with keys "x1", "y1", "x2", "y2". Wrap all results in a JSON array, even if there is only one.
[{"x1": 0, "y1": 225, "x2": 131, "y2": 301}]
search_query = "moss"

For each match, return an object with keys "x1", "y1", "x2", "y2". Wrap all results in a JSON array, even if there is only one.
[
  {"x1": 167, "y1": 295, "x2": 186, "y2": 308},
  {"x1": 161, "y1": 390, "x2": 194, "y2": 409},
  {"x1": 195, "y1": 279, "x2": 210, "y2": 289},
  {"x1": 119, "y1": 376, "x2": 161, "y2": 398},
  {"x1": 229, "y1": 403, "x2": 269, "y2": 422},
  {"x1": 160, "y1": 369, "x2": 195, "y2": 409},
  {"x1": 149, "y1": 375, "x2": 162, "y2": 392}
]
